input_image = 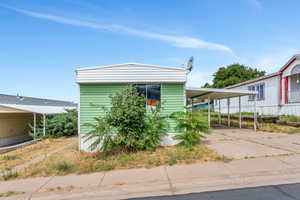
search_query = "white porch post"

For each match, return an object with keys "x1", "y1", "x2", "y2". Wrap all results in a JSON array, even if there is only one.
[
  {"x1": 254, "y1": 96, "x2": 257, "y2": 131},
  {"x1": 239, "y1": 96, "x2": 242, "y2": 129},
  {"x1": 227, "y1": 98, "x2": 230, "y2": 127},
  {"x1": 208, "y1": 96, "x2": 211, "y2": 128},
  {"x1": 33, "y1": 113, "x2": 37, "y2": 139},
  {"x1": 43, "y1": 114, "x2": 46, "y2": 137},
  {"x1": 218, "y1": 99, "x2": 221, "y2": 125},
  {"x1": 191, "y1": 98, "x2": 194, "y2": 112}
]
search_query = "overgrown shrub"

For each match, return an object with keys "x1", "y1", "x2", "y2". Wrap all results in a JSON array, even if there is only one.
[
  {"x1": 47, "y1": 109, "x2": 77, "y2": 137},
  {"x1": 170, "y1": 111, "x2": 210, "y2": 147},
  {"x1": 85, "y1": 86, "x2": 168, "y2": 153},
  {"x1": 142, "y1": 108, "x2": 168, "y2": 151},
  {"x1": 29, "y1": 109, "x2": 77, "y2": 139}
]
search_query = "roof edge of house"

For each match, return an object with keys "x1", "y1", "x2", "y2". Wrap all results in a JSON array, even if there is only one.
[
  {"x1": 225, "y1": 54, "x2": 300, "y2": 89},
  {"x1": 279, "y1": 54, "x2": 300, "y2": 72},
  {"x1": 225, "y1": 72, "x2": 280, "y2": 89},
  {"x1": 76, "y1": 62, "x2": 186, "y2": 72},
  {"x1": 0, "y1": 94, "x2": 77, "y2": 107}
]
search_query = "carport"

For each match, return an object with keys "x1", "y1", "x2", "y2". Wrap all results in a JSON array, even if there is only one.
[
  {"x1": 0, "y1": 104, "x2": 75, "y2": 139},
  {"x1": 186, "y1": 87, "x2": 258, "y2": 130}
]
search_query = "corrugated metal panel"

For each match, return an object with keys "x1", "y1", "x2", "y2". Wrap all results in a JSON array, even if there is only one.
[
  {"x1": 79, "y1": 83, "x2": 185, "y2": 134},
  {"x1": 76, "y1": 63, "x2": 186, "y2": 83}
]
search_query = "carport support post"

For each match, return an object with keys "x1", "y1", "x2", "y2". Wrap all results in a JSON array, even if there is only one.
[
  {"x1": 208, "y1": 96, "x2": 211, "y2": 128},
  {"x1": 191, "y1": 98, "x2": 194, "y2": 112},
  {"x1": 43, "y1": 114, "x2": 46, "y2": 137},
  {"x1": 254, "y1": 96, "x2": 257, "y2": 131},
  {"x1": 218, "y1": 99, "x2": 221, "y2": 125},
  {"x1": 227, "y1": 98, "x2": 230, "y2": 127},
  {"x1": 33, "y1": 113, "x2": 36, "y2": 139},
  {"x1": 239, "y1": 96, "x2": 242, "y2": 128}
]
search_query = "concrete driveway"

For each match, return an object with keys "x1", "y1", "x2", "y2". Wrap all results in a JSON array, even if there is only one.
[{"x1": 205, "y1": 128, "x2": 300, "y2": 159}]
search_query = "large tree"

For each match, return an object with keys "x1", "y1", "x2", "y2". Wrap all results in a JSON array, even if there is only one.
[{"x1": 203, "y1": 64, "x2": 266, "y2": 88}]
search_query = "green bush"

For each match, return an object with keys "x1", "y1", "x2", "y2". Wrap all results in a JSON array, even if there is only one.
[
  {"x1": 280, "y1": 115, "x2": 300, "y2": 122},
  {"x1": 46, "y1": 109, "x2": 77, "y2": 138},
  {"x1": 85, "y1": 86, "x2": 168, "y2": 153},
  {"x1": 170, "y1": 111, "x2": 210, "y2": 147},
  {"x1": 29, "y1": 109, "x2": 77, "y2": 139},
  {"x1": 28, "y1": 120, "x2": 45, "y2": 140},
  {"x1": 142, "y1": 108, "x2": 168, "y2": 151}
]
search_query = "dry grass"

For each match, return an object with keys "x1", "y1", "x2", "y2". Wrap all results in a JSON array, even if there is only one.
[
  {"x1": 0, "y1": 137, "x2": 76, "y2": 173},
  {"x1": 14, "y1": 143, "x2": 231, "y2": 179},
  {"x1": 0, "y1": 191, "x2": 25, "y2": 197},
  {"x1": 211, "y1": 118, "x2": 300, "y2": 134}
]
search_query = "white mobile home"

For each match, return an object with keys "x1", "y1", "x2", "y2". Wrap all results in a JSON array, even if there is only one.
[{"x1": 216, "y1": 54, "x2": 300, "y2": 116}]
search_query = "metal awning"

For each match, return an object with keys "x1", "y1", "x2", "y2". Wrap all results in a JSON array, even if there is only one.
[
  {"x1": 186, "y1": 87, "x2": 257, "y2": 100},
  {"x1": 0, "y1": 104, "x2": 76, "y2": 115}
]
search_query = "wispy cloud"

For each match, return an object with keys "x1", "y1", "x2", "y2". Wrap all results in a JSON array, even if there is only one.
[
  {"x1": 6, "y1": 7, "x2": 232, "y2": 53},
  {"x1": 237, "y1": 48, "x2": 300, "y2": 73}
]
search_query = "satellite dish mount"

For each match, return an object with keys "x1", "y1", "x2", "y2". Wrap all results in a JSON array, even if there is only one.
[{"x1": 186, "y1": 56, "x2": 194, "y2": 74}]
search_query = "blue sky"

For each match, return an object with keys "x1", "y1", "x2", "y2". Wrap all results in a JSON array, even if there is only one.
[{"x1": 0, "y1": 0, "x2": 299, "y2": 102}]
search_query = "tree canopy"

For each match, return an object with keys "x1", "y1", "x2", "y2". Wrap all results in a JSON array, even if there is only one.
[{"x1": 203, "y1": 64, "x2": 266, "y2": 88}]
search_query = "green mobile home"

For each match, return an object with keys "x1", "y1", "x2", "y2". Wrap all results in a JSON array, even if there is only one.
[{"x1": 76, "y1": 63, "x2": 187, "y2": 151}]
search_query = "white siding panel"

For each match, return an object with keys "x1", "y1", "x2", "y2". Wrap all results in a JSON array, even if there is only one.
[
  {"x1": 216, "y1": 76, "x2": 281, "y2": 115},
  {"x1": 76, "y1": 63, "x2": 186, "y2": 83}
]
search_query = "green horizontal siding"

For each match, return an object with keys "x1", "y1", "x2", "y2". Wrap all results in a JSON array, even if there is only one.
[
  {"x1": 80, "y1": 84, "x2": 126, "y2": 133},
  {"x1": 161, "y1": 83, "x2": 185, "y2": 131},
  {"x1": 80, "y1": 83, "x2": 185, "y2": 134}
]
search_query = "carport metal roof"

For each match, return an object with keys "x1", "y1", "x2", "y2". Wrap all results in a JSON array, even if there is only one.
[
  {"x1": 0, "y1": 104, "x2": 76, "y2": 115},
  {"x1": 186, "y1": 87, "x2": 257, "y2": 100}
]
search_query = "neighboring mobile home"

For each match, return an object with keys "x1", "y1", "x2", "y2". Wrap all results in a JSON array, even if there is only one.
[
  {"x1": 216, "y1": 54, "x2": 300, "y2": 116},
  {"x1": 76, "y1": 63, "x2": 187, "y2": 151},
  {"x1": 0, "y1": 94, "x2": 76, "y2": 147}
]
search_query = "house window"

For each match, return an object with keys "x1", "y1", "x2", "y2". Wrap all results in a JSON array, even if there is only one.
[
  {"x1": 135, "y1": 84, "x2": 161, "y2": 109},
  {"x1": 248, "y1": 83, "x2": 265, "y2": 100}
]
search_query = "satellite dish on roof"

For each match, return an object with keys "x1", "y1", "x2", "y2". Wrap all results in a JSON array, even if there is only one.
[{"x1": 186, "y1": 56, "x2": 194, "y2": 74}]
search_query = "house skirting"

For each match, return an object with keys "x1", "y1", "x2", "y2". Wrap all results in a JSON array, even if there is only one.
[{"x1": 0, "y1": 134, "x2": 32, "y2": 147}]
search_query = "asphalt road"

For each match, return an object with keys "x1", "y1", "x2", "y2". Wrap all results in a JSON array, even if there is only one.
[{"x1": 131, "y1": 183, "x2": 300, "y2": 200}]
